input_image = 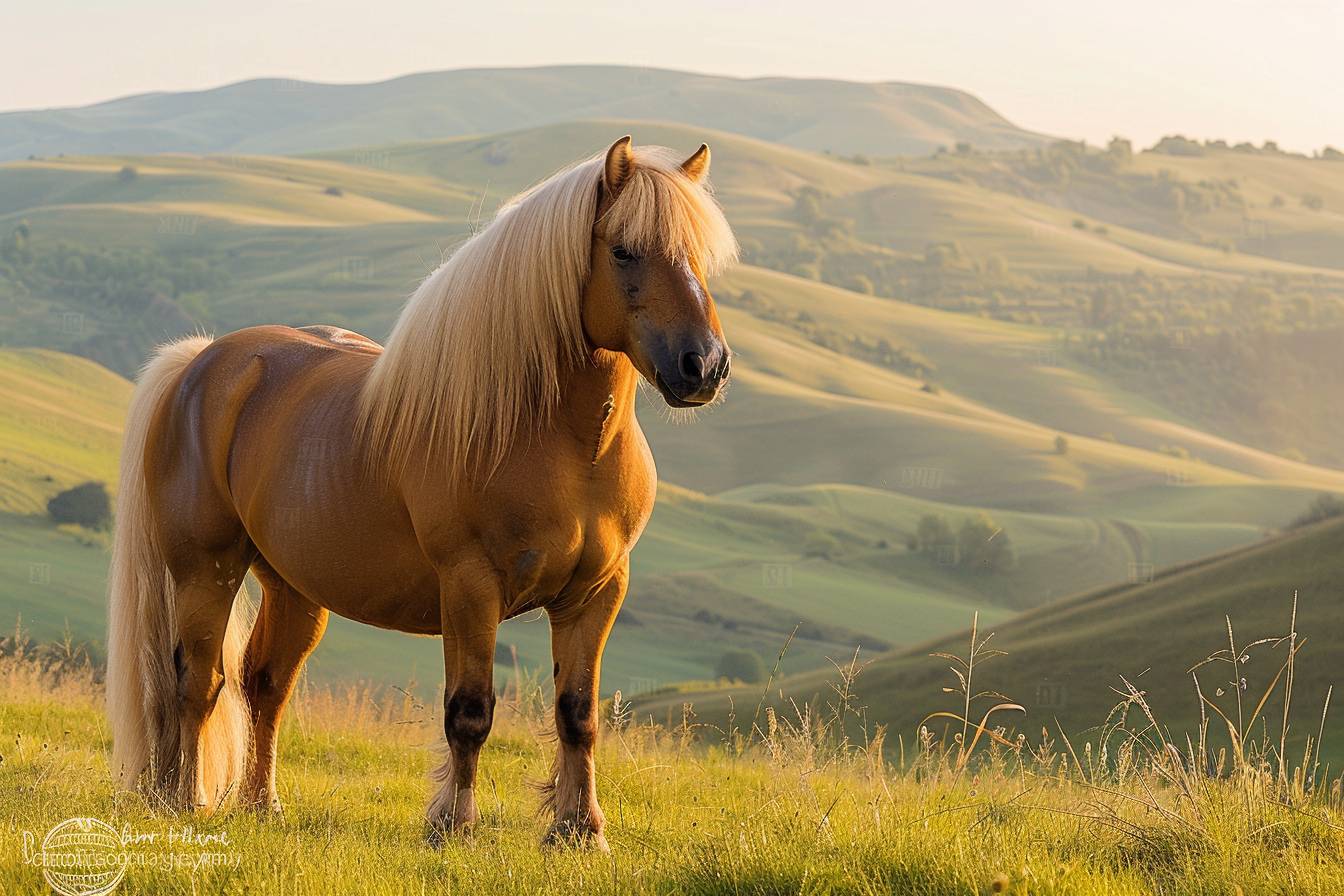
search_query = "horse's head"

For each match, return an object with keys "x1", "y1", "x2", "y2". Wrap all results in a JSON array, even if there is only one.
[{"x1": 582, "y1": 137, "x2": 735, "y2": 408}]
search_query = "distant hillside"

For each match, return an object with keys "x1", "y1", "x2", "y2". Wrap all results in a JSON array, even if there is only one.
[
  {"x1": 4, "y1": 123, "x2": 1343, "y2": 694},
  {"x1": 0, "y1": 348, "x2": 130, "y2": 516},
  {"x1": 634, "y1": 516, "x2": 1344, "y2": 758},
  {"x1": 2, "y1": 342, "x2": 1322, "y2": 697},
  {"x1": 0, "y1": 65, "x2": 1049, "y2": 162}
]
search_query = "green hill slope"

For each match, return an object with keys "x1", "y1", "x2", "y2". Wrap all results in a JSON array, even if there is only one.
[
  {"x1": 635, "y1": 516, "x2": 1344, "y2": 758},
  {"x1": 0, "y1": 348, "x2": 130, "y2": 515}
]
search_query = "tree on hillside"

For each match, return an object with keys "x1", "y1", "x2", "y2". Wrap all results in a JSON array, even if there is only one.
[
  {"x1": 914, "y1": 514, "x2": 955, "y2": 557},
  {"x1": 957, "y1": 513, "x2": 1015, "y2": 574},
  {"x1": 117, "y1": 165, "x2": 138, "y2": 183},
  {"x1": 715, "y1": 648, "x2": 766, "y2": 684},
  {"x1": 47, "y1": 481, "x2": 111, "y2": 528},
  {"x1": 1150, "y1": 135, "x2": 1204, "y2": 156},
  {"x1": 1290, "y1": 493, "x2": 1344, "y2": 530},
  {"x1": 792, "y1": 187, "x2": 826, "y2": 228},
  {"x1": 844, "y1": 274, "x2": 874, "y2": 295},
  {"x1": 1054, "y1": 435, "x2": 1070, "y2": 455}
]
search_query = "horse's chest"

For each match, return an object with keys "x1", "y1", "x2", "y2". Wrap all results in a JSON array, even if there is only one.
[{"x1": 492, "y1": 442, "x2": 654, "y2": 613}]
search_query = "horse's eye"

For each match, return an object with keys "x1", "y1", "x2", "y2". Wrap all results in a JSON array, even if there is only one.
[{"x1": 611, "y1": 245, "x2": 636, "y2": 263}]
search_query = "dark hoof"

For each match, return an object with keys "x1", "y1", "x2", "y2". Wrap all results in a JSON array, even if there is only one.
[
  {"x1": 426, "y1": 818, "x2": 476, "y2": 849},
  {"x1": 246, "y1": 797, "x2": 283, "y2": 817},
  {"x1": 543, "y1": 821, "x2": 609, "y2": 852}
]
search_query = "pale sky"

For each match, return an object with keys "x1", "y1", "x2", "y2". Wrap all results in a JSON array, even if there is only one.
[{"x1": 3, "y1": 0, "x2": 1339, "y2": 152}]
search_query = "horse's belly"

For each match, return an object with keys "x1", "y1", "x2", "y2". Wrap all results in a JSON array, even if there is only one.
[
  {"x1": 232, "y1": 429, "x2": 443, "y2": 632},
  {"x1": 258, "y1": 523, "x2": 442, "y2": 635}
]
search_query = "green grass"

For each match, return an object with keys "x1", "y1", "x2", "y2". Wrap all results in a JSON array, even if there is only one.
[{"x1": 3, "y1": 649, "x2": 1344, "y2": 895}]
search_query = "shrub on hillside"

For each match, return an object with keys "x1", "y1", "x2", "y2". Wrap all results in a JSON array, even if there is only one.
[
  {"x1": 47, "y1": 481, "x2": 111, "y2": 528},
  {"x1": 914, "y1": 514, "x2": 955, "y2": 556},
  {"x1": 958, "y1": 513, "x2": 1015, "y2": 574},
  {"x1": 714, "y1": 648, "x2": 767, "y2": 684},
  {"x1": 802, "y1": 530, "x2": 841, "y2": 560}
]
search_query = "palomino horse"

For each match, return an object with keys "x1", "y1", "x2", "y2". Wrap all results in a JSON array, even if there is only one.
[{"x1": 105, "y1": 136, "x2": 736, "y2": 848}]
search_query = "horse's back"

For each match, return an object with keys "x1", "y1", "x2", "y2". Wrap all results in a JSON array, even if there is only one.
[
  {"x1": 154, "y1": 324, "x2": 378, "y2": 478},
  {"x1": 146, "y1": 325, "x2": 437, "y2": 623}
]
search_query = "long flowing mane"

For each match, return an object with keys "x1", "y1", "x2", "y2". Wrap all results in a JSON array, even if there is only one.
[{"x1": 358, "y1": 145, "x2": 738, "y2": 482}]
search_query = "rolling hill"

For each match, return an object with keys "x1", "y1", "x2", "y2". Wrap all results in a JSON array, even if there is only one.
[
  {"x1": 5, "y1": 119, "x2": 1341, "y2": 465},
  {"x1": 1, "y1": 115, "x2": 1341, "y2": 697},
  {"x1": 3, "y1": 337, "x2": 1317, "y2": 696},
  {"x1": 0, "y1": 65, "x2": 1049, "y2": 162},
  {"x1": 632, "y1": 515, "x2": 1344, "y2": 759}
]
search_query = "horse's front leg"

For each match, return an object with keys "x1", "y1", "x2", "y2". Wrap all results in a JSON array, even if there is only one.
[
  {"x1": 427, "y1": 566, "x2": 500, "y2": 845},
  {"x1": 543, "y1": 562, "x2": 627, "y2": 850}
]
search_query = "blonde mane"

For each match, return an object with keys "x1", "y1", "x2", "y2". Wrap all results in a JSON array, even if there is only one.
[{"x1": 358, "y1": 145, "x2": 738, "y2": 482}]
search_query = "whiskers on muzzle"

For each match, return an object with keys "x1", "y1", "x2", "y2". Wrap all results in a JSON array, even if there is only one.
[{"x1": 637, "y1": 366, "x2": 732, "y2": 425}]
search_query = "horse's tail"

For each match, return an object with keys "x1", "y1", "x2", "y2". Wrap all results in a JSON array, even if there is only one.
[{"x1": 106, "y1": 335, "x2": 253, "y2": 806}]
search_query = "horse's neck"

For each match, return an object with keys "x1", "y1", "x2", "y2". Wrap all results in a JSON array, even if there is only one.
[{"x1": 553, "y1": 349, "x2": 641, "y2": 459}]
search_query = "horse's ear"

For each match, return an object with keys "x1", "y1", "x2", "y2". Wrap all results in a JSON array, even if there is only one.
[
  {"x1": 604, "y1": 136, "x2": 635, "y2": 195},
  {"x1": 681, "y1": 143, "x2": 711, "y2": 183}
]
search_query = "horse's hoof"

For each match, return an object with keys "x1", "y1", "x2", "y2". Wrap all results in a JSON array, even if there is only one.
[
  {"x1": 426, "y1": 817, "x2": 476, "y2": 849},
  {"x1": 246, "y1": 797, "x2": 283, "y2": 817},
  {"x1": 426, "y1": 825, "x2": 471, "y2": 849},
  {"x1": 543, "y1": 822, "x2": 609, "y2": 852}
]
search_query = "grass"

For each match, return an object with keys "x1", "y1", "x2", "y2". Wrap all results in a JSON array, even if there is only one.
[{"x1": 3, "y1": 607, "x2": 1344, "y2": 895}]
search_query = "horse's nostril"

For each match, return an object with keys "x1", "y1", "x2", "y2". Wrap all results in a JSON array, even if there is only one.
[{"x1": 680, "y1": 351, "x2": 706, "y2": 383}]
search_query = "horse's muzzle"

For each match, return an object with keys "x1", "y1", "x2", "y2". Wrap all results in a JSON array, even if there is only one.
[{"x1": 654, "y1": 347, "x2": 730, "y2": 407}]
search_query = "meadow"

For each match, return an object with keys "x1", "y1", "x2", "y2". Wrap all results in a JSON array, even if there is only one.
[
  {"x1": 3, "y1": 78, "x2": 1344, "y2": 886},
  {"x1": 4, "y1": 612, "x2": 1344, "y2": 896}
]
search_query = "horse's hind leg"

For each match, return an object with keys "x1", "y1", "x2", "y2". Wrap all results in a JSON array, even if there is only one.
[
  {"x1": 161, "y1": 545, "x2": 255, "y2": 810},
  {"x1": 241, "y1": 564, "x2": 328, "y2": 812}
]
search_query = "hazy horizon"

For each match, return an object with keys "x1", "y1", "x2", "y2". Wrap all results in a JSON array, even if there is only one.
[{"x1": 2, "y1": 0, "x2": 1339, "y2": 154}]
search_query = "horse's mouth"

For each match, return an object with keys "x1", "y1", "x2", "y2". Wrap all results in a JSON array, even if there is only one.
[{"x1": 654, "y1": 370, "x2": 714, "y2": 408}]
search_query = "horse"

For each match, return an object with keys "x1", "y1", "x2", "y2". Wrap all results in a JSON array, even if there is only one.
[{"x1": 104, "y1": 136, "x2": 737, "y2": 849}]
